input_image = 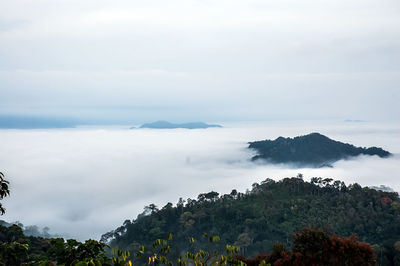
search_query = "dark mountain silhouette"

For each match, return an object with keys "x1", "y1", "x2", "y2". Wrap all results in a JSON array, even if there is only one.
[
  {"x1": 135, "y1": 120, "x2": 222, "y2": 129},
  {"x1": 248, "y1": 133, "x2": 390, "y2": 167}
]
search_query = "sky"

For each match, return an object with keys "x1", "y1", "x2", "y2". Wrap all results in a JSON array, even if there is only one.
[
  {"x1": 0, "y1": 0, "x2": 399, "y2": 124},
  {"x1": 1, "y1": 121, "x2": 399, "y2": 240},
  {"x1": 0, "y1": 0, "x2": 399, "y2": 241}
]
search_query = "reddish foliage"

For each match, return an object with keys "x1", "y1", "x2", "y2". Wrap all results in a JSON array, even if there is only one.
[
  {"x1": 381, "y1": 196, "x2": 393, "y2": 206},
  {"x1": 237, "y1": 227, "x2": 376, "y2": 266}
]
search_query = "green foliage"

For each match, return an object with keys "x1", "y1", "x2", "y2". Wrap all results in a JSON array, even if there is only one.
[
  {"x1": 111, "y1": 248, "x2": 131, "y2": 266},
  {"x1": 0, "y1": 223, "x2": 133, "y2": 266},
  {"x1": 0, "y1": 171, "x2": 396, "y2": 265},
  {"x1": 0, "y1": 221, "x2": 379, "y2": 265},
  {"x1": 0, "y1": 241, "x2": 29, "y2": 265},
  {"x1": 104, "y1": 176, "x2": 400, "y2": 265},
  {"x1": 142, "y1": 233, "x2": 243, "y2": 266},
  {"x1": 0, "y1": 172, "x2": 10, "y2": 215},
  {"x1": 248, "y1": 133, "x2": 391, "y2": 167},
  {"x1": 43, "y1": 238, "x2": 110, "y2": 265}
]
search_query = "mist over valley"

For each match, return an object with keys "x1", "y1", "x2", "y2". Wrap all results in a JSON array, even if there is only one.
[
  {"x1": 0, "y1": 120, "x2": 399, "y2": 240},
  {"x1": 1, "y1": 0, "x2": 399, "y2": 263}
]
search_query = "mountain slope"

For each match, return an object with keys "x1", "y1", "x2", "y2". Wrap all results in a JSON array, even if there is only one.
[
  {"x1": 248, "y1": 133, "x2": 390, "y2": 167},
  {"x1": 103, "y1": 177, "x2": 400, "y2": 264}
]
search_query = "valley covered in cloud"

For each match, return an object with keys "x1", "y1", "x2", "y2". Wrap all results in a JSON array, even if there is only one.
[{"x1": 0, "y1": 120, "x2": 399, "y2": 240}]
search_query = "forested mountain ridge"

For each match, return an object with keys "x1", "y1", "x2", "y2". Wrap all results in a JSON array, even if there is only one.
[
  {"x1": 0, "y1": 171, "x2": 397, "y2": 265},
  {"x1": 248, "y1": 133, "x2": 391, "y2": 167},
  {"x1": 103, "y1": 176, "x2": 400, "y2": 265}
]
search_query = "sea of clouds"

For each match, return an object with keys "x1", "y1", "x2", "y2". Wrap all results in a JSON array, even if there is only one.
[{"x1": 0, "y1": 120, "x2": 399, "y2": 240}]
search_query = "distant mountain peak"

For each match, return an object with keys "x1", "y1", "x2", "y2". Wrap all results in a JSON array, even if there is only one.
[
  {"x1": 249, "y1": 133, "x2": 391, "y2": 167},
  {"x1": 135, "y1": 121, "x2": 222, "y2": 129},
  {"x1": 305, "y1": 132, "x2": 326, "y2": 137}
]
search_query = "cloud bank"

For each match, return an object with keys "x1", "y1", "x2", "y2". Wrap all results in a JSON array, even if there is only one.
[{"x1": 0, "y1": 120, "x2": 399, "y2": 240}]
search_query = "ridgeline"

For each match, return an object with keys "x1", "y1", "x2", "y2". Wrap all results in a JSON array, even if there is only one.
[
  {"x1": 134, "y1": 121, "x2": 222, "y2": 129},
  {"x1": 248, "y1": 133, "x2": 391, "y2": 167},
  {"x1": 103, "y1": 176, "x2": 400, "y2": 265}
]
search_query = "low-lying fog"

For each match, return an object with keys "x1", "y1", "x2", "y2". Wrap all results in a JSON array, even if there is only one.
[{"x1": 0, "y1": 120, "x2": 399, "y2": 240}]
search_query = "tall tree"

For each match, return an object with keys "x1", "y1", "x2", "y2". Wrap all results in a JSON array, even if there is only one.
[{"x1": 0, "y1": 172, "x2": 10, "y2": 215}]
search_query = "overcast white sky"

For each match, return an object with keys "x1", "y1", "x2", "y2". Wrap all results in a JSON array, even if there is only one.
[{"x1": 0, "y1": 0, "x2": 399, "y2": 123}]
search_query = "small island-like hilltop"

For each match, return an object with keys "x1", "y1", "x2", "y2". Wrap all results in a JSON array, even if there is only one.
[
  {"x1": 249, "y1": 132, "x2": 391, "y2": 167},
  {"x1": 133, "y1": 120, "x2": 222, "y2": 129}
]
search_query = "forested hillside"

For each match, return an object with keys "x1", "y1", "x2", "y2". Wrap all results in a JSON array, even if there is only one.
[
  {"x1": 248, "y1": 133, "x2": 391, "y2": 167},
  {"x1": 104, "y1": 176, "x2": 400, "y2": 265},
  {"x1": 0, "y1": 171, "x2": 399, "y2": 265}
]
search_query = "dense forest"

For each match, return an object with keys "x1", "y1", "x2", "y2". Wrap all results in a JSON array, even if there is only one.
[
  {"x1": 103, "y1": 176, "x2": 400, "y2": 265},
  {"x1": 248, "y1": 133, "x2": 391, "y2": 167},
  {"x1": 1, "y1": 172, "x2": 399, "y2": 265},
  {"x1": 0, "y1": 223, "x2": 379, "y2": 265}
]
